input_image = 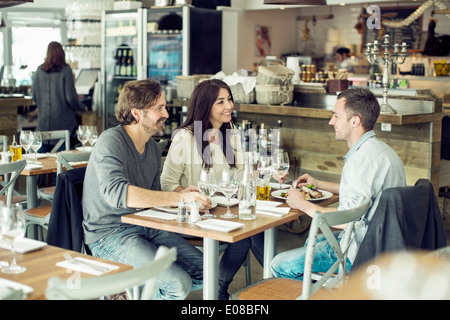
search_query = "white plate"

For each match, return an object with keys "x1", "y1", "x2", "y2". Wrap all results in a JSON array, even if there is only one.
[
  {"x1": 271, "y1": 189, "x2": 333, "y2": 202},
  {"x1": 196, "y1": 219, "x2": 244, "y2": 233},
  {"x1": 76, "y1": 146, "x2": 93, "y2": 152},
  {"x1": 210, "y1": 196, "x2": 238, "y2": 207},
  {"x1": 155, "y1": 199, "x2": 217, "y2": 213},
  {"x1": 0, "y1": 237, "x2": 47, "y2": 254}
]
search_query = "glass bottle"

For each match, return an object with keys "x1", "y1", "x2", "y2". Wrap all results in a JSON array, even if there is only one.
[
  {"x1": 238, "y1": 152, "x2": 257, "y2": 220},
  {"x1": 10, "y1": 135, "x2": 22, "y2": 162}
]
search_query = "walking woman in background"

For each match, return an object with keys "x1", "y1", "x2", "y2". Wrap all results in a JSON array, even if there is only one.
[{"x1": 32, "y1": 41, "x2": 85, "y2": 149}]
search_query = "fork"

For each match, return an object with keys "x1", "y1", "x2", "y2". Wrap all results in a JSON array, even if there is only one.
[{"x1": 63, "y1": 253, "x2": 110, "y2": 273}]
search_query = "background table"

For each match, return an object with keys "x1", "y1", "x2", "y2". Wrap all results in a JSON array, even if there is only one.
[{"x1": 0, "y1": 244, "x2": 131, "y2": 300}]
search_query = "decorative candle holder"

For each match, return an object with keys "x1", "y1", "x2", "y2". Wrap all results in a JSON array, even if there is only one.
[{"x1": 365, "y1": 34, "x2": 409, "y2": 114}]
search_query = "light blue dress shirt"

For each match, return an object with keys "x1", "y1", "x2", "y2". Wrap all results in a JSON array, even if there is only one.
[{"x1": 339, "y1": 130, "x2": 406, "y2": 262}]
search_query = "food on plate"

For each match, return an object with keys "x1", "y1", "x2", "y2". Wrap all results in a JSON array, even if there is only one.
[{"x1": 280, "y1": 185, "x2": 324, "y2": 199}]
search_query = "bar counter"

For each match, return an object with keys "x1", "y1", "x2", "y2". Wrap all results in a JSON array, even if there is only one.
[{"x1": 236, "y1": 89, "x2": 443, "y2": 196}]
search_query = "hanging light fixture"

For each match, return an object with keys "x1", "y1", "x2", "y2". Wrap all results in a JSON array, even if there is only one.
[{"x1": 264, "y1": 0, "x2": 326, "y2": 5}]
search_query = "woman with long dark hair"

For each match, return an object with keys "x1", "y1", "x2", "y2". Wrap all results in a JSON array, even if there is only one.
[
  {"x1": 161, "y1": 79, "x2": 253, "y2": 299},
  {"x1": 32, "y1": 41, "x2": 85, "y2": 148}
]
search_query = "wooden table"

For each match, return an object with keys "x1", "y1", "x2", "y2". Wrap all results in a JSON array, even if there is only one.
[
  {"x1": 121, "y1": 194, "x2": 338, "y2": 300},
  {"x1": 0, "y1": 244, "x2": 131, "y2": 300},
  {"x1": 20, "y1": 154, "x2": 88, "y2": 209}
]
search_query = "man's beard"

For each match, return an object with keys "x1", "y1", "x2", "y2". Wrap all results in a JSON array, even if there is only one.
[{"x1": 143, "y1": 118, "x2": 166, "y2": 137}]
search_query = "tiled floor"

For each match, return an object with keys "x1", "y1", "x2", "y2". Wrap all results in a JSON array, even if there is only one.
[{"x1": 187, "y1": 196, "x2": 450, "y2": 300}]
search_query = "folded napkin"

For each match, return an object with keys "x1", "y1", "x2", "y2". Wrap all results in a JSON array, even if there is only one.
[
  {"x1": 56, "y1": 257, "x2": 119, "y2": 276},
  {"x1": 256, "y1": 205, "x2": 290, "y2": 217},
  {"x1": 136, "y1": 209, "x2": 177, "y2": 220},
  {"x1": 0, "y1": 278, "x2": 33, "y2": 299},
  {"x1": 68, "y1": 161, "x2": 89, "y2": 166},
  {"x1": 24, "y1": 163, "x2": 44, "y2": 170},
  {"x1": 256, "y1": 200, "x2": 282, "y2": 207}
]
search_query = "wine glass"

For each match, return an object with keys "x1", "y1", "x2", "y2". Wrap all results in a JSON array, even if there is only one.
[
  {"x1": 1, "y1": 204, "x2": 27, "y2": 274},
  {"x1": 197, "y1": 167, "x2": 217, "y2": 219},
  {"x1": 86, "y1": 126, "x2": 98, "y2": 147},
  {"x1": 19, "y1": 130, "x2": 32, "y2": 160},
  {"x1": 77, "y1": 125, "x2": 88, "y2": 150},
  {"x1": 30, "y1": 131, "x2": 42, "y2": 162},
  {"x1": 218, "y1": 169, "x2": 239, "y2": 219},
  {"x1": 272, "y1": 150, "x2": 290, "y2": 189}
]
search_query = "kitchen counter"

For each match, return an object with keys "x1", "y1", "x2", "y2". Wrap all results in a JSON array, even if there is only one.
[
  {"x1": 0, "y1": 95, "x2": 33, "y2": 142},
  {"x1": 236, "y1": 91, "x2": 443, "y2": 195}
]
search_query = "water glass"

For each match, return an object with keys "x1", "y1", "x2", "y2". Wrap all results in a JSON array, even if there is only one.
[
  {"x1": 1, "y1": 204, "x2": 27, "y2": 274},
  {"x1": 218, "y1": 169, "x2": 238, "y2": 219}
]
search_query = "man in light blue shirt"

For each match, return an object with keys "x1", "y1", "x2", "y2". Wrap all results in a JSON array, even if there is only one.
[{"x1": 271, "y1": 88, "x2": 406, "y2": 279}]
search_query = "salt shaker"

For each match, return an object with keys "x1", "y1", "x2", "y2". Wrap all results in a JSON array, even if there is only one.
[
  {"x1": 176, "y1": 199, "x2": 187, "y2": 222},
  {"x1": 188, "y1": 201, "x2": 201, "y2": 224}
]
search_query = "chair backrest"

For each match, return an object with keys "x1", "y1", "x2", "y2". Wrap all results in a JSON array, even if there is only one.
[
  {"x1": 46, "y1": 167, "x2": 87, "y2": 252},
  {"x1": 45, "y1": 246, "x2": 177, "y2": 300},
  {"x1": 41, "y1": 130, "x2": 70, "y2": 153},
  {"x1": 0, "y1": 135, "x2": 7, "y2": 152},
  {"x1": 301, "y1": 197, "x2": 370, "y2": 300},
  {"x1": 352, "y1": 179, "x2": 447, "y2": 270},
  {"x1": 0, "y1": 160, "x2": 26, "y2": 206},
  {"x1": 56, "y1": 151, "x2": 91, "y2": 175}
]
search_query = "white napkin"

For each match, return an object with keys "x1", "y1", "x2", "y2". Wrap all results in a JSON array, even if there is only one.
[
  {"x1": 56, "y1": 257, "x2": 119, "y2": 276},
  {"x1": 136, "y1": 209, "x2": 177, "y2": 220},
  {"x1": 68, "y1": 161, "x2": 89, "y2": 166},
  {"x1": 256, "y1": 200, "x2": 282, "y2": 207},
  {"x1": 0, "y1": 278, "x2": 34, "y2": 298},
  {"x1": 24, "y1": 163, "x2": 44, "y2": 170},
  {"x1": 256, "y1": 205, "x2": 290, "y2": 217},
  {"x1": 213, "y1": 71, "x2": 257, "y2": 95}
]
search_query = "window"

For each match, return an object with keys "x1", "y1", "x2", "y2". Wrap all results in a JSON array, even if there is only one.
[{"x1": 12, "y1": 26, "x2": 61, "y2": 86}]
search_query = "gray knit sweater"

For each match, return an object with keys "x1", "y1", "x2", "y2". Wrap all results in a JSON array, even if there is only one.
[{"x1": 82, "y1": 125, "x2": 161, "y2": 244}]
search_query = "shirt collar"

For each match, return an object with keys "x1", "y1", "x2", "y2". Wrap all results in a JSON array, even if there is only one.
[{"x1": 344, "y1": 130, "x2": 376, "y2": 163}]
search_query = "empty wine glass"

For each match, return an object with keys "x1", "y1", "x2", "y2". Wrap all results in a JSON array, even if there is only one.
[
  {"x1": 86, "y1": 126, "x2": 98, "y2": 147},
  {"x1": 1, "y1": 204, "x2": 27, "y2": 274},
  {"x1": 19, "y1": 130, "x2": 32, "y2": 160},
  {"x1": 218, "y1": 169, "x2": 238, "y2": 219},
  {"x1": 30, "y1": 131, "x2": 42, "y2": 162},
  {"x1": 198, "y1": 167, "x2": 217, "y2": 219},
  {"x1": 77, "y1": 125, "x2": 88, "y2": 150},
  {"x1": 272, "y1": 150, "x2": 290, "y2": 189}
]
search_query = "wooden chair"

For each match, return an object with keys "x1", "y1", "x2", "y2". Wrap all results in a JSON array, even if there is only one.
[
  {"x1": 0, "y1": 160, "x2": 27, "y2": 206},
  {"x1": 25, "y1": 151, "x2": 91, "y2": 241},
  {"x1": 231, "y1": 197, "x2": 370, "y2": 300},
  {"x1": 37, "y1": 130, "x2": 71, "y2": 202},
  {"x1": 45, "y1": 246, "x2": 177, "y2": 300}
]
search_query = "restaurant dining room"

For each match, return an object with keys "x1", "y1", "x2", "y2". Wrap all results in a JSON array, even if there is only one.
[{"x1": 1, "y1": 0, "x2": 450, "y2": 310}]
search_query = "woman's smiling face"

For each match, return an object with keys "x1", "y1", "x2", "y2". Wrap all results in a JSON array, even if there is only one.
[{"x1": 209, "y1": 88, "x2": 234, "y2": 129}]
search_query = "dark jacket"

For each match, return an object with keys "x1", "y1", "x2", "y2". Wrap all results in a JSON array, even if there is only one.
[
  {"x1": 352, "y1": 179, "x2": 447, "y2": 270},
  {"x1": 46, "y1": 167, "x2": 86, "y2": 252}
]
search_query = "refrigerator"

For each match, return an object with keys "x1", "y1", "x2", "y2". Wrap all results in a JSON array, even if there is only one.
[{"x1": 101, "y1": 6, "x2": 222, "y2": 131}]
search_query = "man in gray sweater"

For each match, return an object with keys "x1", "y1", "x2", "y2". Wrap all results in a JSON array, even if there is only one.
[{"x1": 82, "y1": 79, "x2": 210, "y2": 300}]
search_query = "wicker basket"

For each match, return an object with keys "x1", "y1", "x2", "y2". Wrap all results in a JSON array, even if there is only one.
[
  {"x1": 255, "y1": 84, "x2": 293, "y2": 106},
  {"x1": 230, "y1": 83, "x2": 255, "y2": 104},
  {"x1": 175, "y1": 74, "x2": 213, "y2": 99},
  {"x1": 256, "y1": 65, "x2": 294, "y2": 85}
]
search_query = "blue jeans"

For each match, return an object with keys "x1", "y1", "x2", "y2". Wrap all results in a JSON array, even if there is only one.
[
  {"x1": 270, "y1": 232, "x2": 352, "y2": 280},
  {"x1": 88, "y1": 225, "x2": 203, "y2": 300}
]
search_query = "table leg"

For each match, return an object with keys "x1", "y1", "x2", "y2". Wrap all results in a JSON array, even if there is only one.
[
  {"x1": 26, "y1": 176, "x2": 38, "y2": 209},
  {"x1": 203, "y1": 237, "x2": 219, "y2": 300},
  {"x1": 25, "y1": 175, "x2": 39, "y2": 239},
  {"x1": 263, "y1": 227, "x2": 278, "y2": 278}
]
